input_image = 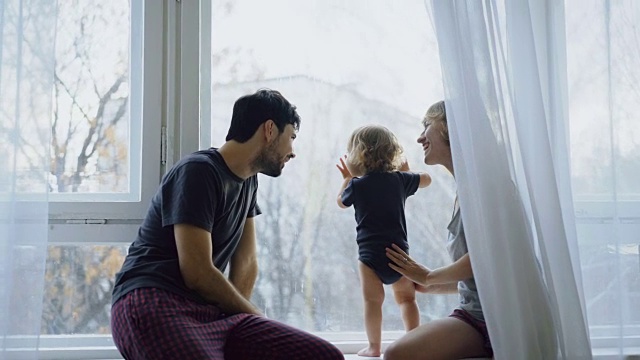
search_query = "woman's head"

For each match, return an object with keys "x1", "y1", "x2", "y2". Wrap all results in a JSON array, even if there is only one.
[
  {"x1": 347, "y1": 125, "x2": 403, "y2": 176},
  {"x1": 419, "y1": 100, "x2": 453, "y2": 172}
]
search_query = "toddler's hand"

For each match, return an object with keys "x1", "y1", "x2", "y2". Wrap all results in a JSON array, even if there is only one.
[
  {"x1": 336, "y1": 155, "x2": 353, "y2": 179},
  {"x1": 399, "y1": 158, "x2": 410, "y2": 172}
]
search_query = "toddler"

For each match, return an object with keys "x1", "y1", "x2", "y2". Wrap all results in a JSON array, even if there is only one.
[{"x1": 336, "y1": 125, "x2": 431, "y2": 357}]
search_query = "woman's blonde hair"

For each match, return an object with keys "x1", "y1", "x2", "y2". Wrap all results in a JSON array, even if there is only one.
[
  {"x1": 424, "y1": 100, "x2": 450, "y2": 146},
  {"x1": 347, "y1": 125, "x2": 403, "y2": 174}
]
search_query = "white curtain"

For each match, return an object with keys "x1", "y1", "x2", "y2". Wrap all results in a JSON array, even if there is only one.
[
  {"x1": 0, "y1": 0, "x2": 56, "y2": 357},
  {"x1": 427, "y1": 0, "x2": 596, "y2": 358}
]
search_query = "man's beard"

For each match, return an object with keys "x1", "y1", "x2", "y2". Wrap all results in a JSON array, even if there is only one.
[{"x1": 253, "y1": 140, "x2": 283, "y2": 177}]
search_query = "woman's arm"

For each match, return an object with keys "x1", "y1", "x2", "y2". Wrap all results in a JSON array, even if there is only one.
[
  {"x1": 415, "y1": 282, "x2": 458, "y2": 294},
  {"x1": 428, "y1": 253, "x2": 472, "y2": 284}
]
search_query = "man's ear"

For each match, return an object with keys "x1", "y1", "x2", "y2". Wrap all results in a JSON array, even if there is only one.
[{"x1": 263, "y1": 120, "x2": 277, "y2": 142}]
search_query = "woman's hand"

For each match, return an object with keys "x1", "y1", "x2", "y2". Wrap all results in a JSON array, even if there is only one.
[
  {"x1": 336, "y1": 155, "x2": 353, "y2": 179},
  {"x1": 386, "y1": 244, "x2": 431, "y2": 287}
]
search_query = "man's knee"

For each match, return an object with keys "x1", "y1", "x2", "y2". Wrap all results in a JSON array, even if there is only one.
[{"x1": 322, "y1": 344, "x2": 345, "y2": 360}]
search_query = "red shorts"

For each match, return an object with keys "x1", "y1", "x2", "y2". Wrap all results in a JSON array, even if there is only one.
[
  {"x1": 111, "y1": 287, "x2": 343, "y2": 360},
  {"x1": 449, "y1": 308, "x2": 494, "y2": 357}
]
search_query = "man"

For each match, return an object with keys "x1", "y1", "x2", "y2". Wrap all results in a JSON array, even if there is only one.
[{"x1": 111, "y1": 89, "x2": 343, "y2": 359}]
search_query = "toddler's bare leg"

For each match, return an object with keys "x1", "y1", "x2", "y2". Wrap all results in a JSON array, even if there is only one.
[
  {"x1": 392, "y1": 276, "x2": 420, "y2": 331},
  {"x1": 358, "y1": 261, "x2": 385, "y2": 357}
]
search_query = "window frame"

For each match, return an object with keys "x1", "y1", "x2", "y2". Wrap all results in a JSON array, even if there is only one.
[{"x1": 47, "y1": 0, "x2": 163, "y2": 244}]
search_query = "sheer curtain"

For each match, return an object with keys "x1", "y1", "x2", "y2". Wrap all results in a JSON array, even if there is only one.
[
  {"x1": 0, "y1": 0, "x2": 57, "y2": 357},
  {"x1": 427, "y1": 0, "x2": 594, "y2": 358}
]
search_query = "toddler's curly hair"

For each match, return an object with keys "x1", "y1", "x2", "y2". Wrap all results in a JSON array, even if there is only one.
[{"x1": 347, "y1": 125, "x2": 403, "y2": 174}]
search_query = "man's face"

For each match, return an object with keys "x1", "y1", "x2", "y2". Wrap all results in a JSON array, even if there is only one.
[{"x1": 256, "y1": 124, "x2": 297, "y2": 177}]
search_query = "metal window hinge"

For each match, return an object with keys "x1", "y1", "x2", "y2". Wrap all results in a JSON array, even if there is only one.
[{"x1": 161, "y1": 126, "x2": 167, "y2": 165}]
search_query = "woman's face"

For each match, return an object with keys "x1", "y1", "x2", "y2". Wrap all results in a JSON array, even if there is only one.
[{"x1": 417, "y1": 118, "x2": 451, "y2": 166}]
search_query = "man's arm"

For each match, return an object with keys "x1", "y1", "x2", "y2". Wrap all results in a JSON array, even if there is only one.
[
  {"x1": 174, "y1": 223, "x2": 262, "y2": 315},
  {"x1": 229, "y1": 217, "x2": 258, "y2": 299}
]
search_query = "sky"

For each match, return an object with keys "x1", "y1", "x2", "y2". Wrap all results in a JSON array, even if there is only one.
[
  {"x1": 210, "y1": 0, "x2": 640, "y2": 198},
  {"x1": 211, "y1": 0, "x2": 444, "y2": 118}
]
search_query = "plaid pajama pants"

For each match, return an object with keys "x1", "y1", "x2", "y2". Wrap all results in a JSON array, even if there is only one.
[{"x1": 111, "y1": 288, "x2": 344, "y2": 360}]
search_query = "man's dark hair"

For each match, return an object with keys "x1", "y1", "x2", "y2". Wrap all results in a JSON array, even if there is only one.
[{"x1": 225, "y1": 89, "x2": 301, "y2": 142}]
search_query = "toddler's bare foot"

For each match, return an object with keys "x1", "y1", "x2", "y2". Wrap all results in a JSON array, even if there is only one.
[{"x1": 357, "y1": 345, "x2": 381, "y2": 357}]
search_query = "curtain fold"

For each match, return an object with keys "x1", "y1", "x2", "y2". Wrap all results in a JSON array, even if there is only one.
[
  {"x1": 428, "y1": 0, "x2": 592, "y2": 358},
  {"x1": 0, "y1": 0, "x2": 56, "y2": 357}
]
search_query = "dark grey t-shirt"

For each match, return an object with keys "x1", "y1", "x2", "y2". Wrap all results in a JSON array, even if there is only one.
[
  {"x1": 447, "y1": 207, "x2": 484, "y2": 321},
  {"x1": 112, "y1": 148, "x2": 261, "y2": 305}
]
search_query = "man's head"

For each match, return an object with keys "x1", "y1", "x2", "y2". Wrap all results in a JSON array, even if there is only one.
[
  {"x1": 226, "y1": 89, "x2": 301, "y2": 143},
  {"x1": 227, "y1": 89, "x2": 300, "y2": 177}
]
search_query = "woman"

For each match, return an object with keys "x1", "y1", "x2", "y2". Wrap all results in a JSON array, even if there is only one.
[{"x1": 383, "y1": 101, "x2": 493, "y2": 360}]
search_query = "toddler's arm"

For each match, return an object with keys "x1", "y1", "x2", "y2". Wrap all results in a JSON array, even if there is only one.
[
  {"x1": 399, "y1": 158, "x2": 431, "y2": 188},
  {"x1": 336, "y1": 156, "x2": 353, "y2": 209},
  {"x1": 417, "y1": 172, "x2": 432, "y2": 188}
]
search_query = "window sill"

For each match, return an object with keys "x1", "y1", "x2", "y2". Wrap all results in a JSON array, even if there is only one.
[{"x1": 3, "y1": 334, "x2": 639, "y2": 359}]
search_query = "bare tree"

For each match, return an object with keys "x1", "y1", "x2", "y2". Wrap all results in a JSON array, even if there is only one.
[
  {"x1": 41, "y1": 0, "x2": 130, "y2": 335},
  {"x1": 49, "y1": 1, "x2": 130, "y2": 193}
]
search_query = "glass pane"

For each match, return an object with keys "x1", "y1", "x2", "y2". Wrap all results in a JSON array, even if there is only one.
[
  {"x1": 566, "y1": 0, "x2": 640, "y2": 200},
  {"x1": 210, "y1": 0, "x2": 457, "y2": 333},
  {"x1": 49, "y1": 1, "x2": 136, "y2": 197},
  {"x1": 566, "y1": 0, "x2": 640, "y2": 338},
  {"x1": 41, "y1": 245, "x2": 127, "y2": 335}
]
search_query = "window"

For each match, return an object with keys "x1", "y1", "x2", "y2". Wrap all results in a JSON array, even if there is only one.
[
  {"x1": 47, "y1": 0, "x2": 161, "y2": 225},
  {"x1": 42, "y1": 0, "x2": 163, "y2": 343},
  {"x1": 565, "y1": 0, "x2": 640, "y2": 348},
  {"x1": 36, "y1": 0, "x2": 640, "y2": 357},
  {"x1": 207, "y1": 0, "x2": 457, "y2": 335}
]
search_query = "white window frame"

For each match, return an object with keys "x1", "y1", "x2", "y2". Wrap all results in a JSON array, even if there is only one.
[{"x1": 48, "y1": 0, "x2": 163, "y2": 244}]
